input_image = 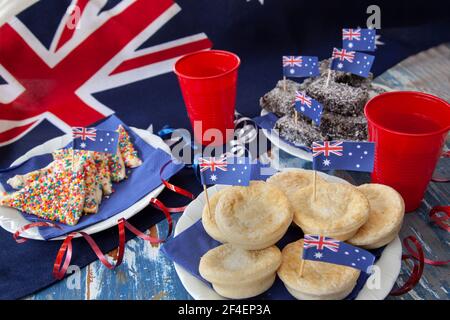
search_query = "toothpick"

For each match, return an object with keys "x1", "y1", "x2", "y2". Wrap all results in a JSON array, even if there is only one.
[
  {"x1": 294, "y1": 110, "x2": 298, "y2": 126},
  {"x1": 299, "y1": 258, "x2": 305, "y2": 277},
  {"x1": 313, "y1": 170, "x2": 317, "y2": 201},
  {"x1": 203, "y1": 184, "x2": 212, "y2": 220},
  {"x1": 324, "y1": 69, "x2": 331, "y2": 88},
  {"x1": 283, "y1": 75, "x2": 287, "y2": 92}
]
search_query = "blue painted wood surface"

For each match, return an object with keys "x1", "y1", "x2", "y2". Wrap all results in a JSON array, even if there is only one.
[{"x1": 28, "y1": 44, "x2": 450, "y2": 300}]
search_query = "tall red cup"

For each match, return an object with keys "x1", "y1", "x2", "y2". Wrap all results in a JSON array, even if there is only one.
[
  {"x1": 365, "y1": 91, "x2": 450, "y2": 212},
  {"x1": 174, "y1": 50, "x2": 240, "y2": 146}
]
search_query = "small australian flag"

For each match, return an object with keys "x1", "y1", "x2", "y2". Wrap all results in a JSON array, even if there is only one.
[
  {"x1": 302, "y1": 235, "x2": 376, "y2": 273},
  {"x1": 342, "y1": 28, "x2": 376, "y2": 52},
  {"x1": 199, "y1": 156, "x2": 252, "y2": 186},
  {"x1": 294, "y1": 91, "x2": 323, "y2": 125},
  {"x1": 330, "y1": 48, "x2": 375, "y2": 78},
  {"x1": 282, "y1": 56, "x2": 320, "y2": 78},
  {"x1": 312, "y1": 141, "x2": 375, "y2": 172},
  {"x1": 72, "y1": 127, "x2": 119, "y2": 154}
]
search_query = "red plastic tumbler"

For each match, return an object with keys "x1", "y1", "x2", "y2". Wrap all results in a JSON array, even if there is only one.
[
  {"x1": 174, "y1": 50, "x2": 240, "y2": 146},
  {"x1": 365, "y1": 91, "x2": 450, "y2": 212}
]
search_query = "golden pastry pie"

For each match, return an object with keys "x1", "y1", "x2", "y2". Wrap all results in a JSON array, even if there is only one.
[
  {"x1": 199, "y1": 243, "x2": 281, "y2": 299},
  {"x1": 202, "y1": 187, "x2": 231, "y2": 243},
  {"x1": 215, "y1": 181, "x2": 293, "y2": 250},
  {"x1": 348, "y1": 184, "x2": 405, "y2": 249},
  {"x1": 292, "y1": 182, "x2": 369, "y2": 240},
  {"x1": 267, "y1": 169, "x2": 326, "y2": 206},
  {"x1": 277, "y1": 240, "x2": 360, "y2": 300}
]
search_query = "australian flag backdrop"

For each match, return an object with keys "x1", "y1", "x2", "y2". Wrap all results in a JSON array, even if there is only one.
[
  {"x1": 0, "y1": 0, "x2": 449, "y2": 299},
  {"x1": 0, "y1": 0, "x2": 449, "y2": 169}
]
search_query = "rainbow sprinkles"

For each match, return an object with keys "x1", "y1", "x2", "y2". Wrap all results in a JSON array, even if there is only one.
[{"x1": 0, "y1": 126, "x2": 142, "y2": 225}]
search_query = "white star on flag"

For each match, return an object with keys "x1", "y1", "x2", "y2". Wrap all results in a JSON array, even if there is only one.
[
  {"x1": 337, "y1": 63, "x2": 344, "y2": 69},
  {"x1": 210, "y1": 174, "x2": 217, "y2": 182},
  {"x1": 323, "y1": 159, "x2": 331, "y2": 166},
  {"x1": 80, "y1": 142, "x2": 86, "y2": 148},
  {"x1": 314, "y1": 252, "x2": 323, "y2": 259}
]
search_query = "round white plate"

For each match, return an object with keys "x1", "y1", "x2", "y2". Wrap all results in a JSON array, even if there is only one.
[
  {"x1": 261, "y1": 83, "x2": 393, "y2": 161},
  {"x1": 173, "y1": 168, "x2": 402, "y2": 300},
  {"x1": 0, "y1": 127, "x2": 170, "y2": 241}
]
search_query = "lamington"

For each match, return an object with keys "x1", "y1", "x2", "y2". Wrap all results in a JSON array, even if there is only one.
[
  {"x1": 260, "y1": 59, "x2": 383, "y2": 145},
  {"x1": 275, "y1": 115, "x2": 325, "y2": 146}
]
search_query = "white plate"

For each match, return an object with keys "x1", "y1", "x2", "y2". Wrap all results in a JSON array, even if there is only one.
[
  {"x1": 173, "y1": 168, "x2": 402, "y2": 300},
  {"x1": 0, "y1": 127, "x2": 170, "y2": 241},
  {"x1": 261, "y1": 83, "x2": 393, "y2": 161}
]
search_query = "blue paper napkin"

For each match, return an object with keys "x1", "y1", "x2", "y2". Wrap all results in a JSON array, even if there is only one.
[
  {"x1": 0, "y1": 115, "x2": 184, "y2": 239},
  {"x1": 253, "y1": 112, "x2": 312, "y2": 153},
  {"x1": 162, "y1": 220, "x2": 384, "y2": 300}
]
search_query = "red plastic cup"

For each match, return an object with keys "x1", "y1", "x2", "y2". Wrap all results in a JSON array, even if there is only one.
[
  {"x1": 365, "y1": 91, "x2": 450, "y2": 212},
  {"x1": 174, "y1": 50, "x2": 240, "y2": 146}
]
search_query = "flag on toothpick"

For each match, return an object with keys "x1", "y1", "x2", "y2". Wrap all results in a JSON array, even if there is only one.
[
  {"x1": 330, "y1": 48, "x2": 375, "y2": 78},
  {"x1": 342, "y1": 28, "x2": 376, "y2": 52},
  {"x1": 294, "y1": 91, "x2": 324, "y2": 125},
  {"x1": 282, "y1": 56, "x2": 320, "y2": 78},
  {"x1": 312, "y1": 141, "x2": 375, "y2": 172},
  {"x1": 302, "y1": 234, "x2": 376, "y2": 273},
  {"x1": 72, "y1": 127, "x2": 119, "y2": 154},
  {"x1": 199, "y1": 156, "x2": 252, "y2": 186}
]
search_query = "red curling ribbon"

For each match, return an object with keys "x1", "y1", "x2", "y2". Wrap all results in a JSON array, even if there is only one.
[
  {"x1": 429, "y1": 206, "x2": 450, "y2": 232},
  {"x1": 13, "y1": 222, "x2": 62, "y2": 243},
  {"x1": 52, "y1": 233, "x2": 74, "y2": 280},
  {"x1": 159, "y1": 159, "x2": 195, "y2": 213},
  {"x1": 390, "y1": 236, "x2": 425, "y2": 296},
  {"x1": 52, "y1": 221, "x2": 126, "y2": 279},
  {"x1": 52, "y1": 197, "x2": 174, "y2": 279}
]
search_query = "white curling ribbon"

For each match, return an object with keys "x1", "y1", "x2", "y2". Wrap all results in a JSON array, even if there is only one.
[
  {"x1": 217, "y1": 115, "x2": 259, "y2": 158},
  {"x1": 234, "y1": 116, "x2": 258, "y2": 144}
]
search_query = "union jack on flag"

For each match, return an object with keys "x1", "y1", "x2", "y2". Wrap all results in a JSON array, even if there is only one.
[
  {"x1": 312, "y1": 141, "x2": 344, "y2": 157},
  {"x1": 304, "y1": 235, "x2": 340, "y2": 252},
  {"x1": 0, "y1": 0, "x2": 212, "y2": 147},
  {"x1": 72, "y1": 127, "x2": 97, "y2": 141},
  {"x1": 331, "y1": 48, "x2": 355, "y2": 62},
  {"x1": 330, "y1": 48, "x2": 375, "y2": 78},
  {"x1": 294, "y1": 91, "x2": 323, "y2": 125},
  {"x1": 282, "y1": 56, "x2": 302, "y2": 68},
  {"x1": 198, "y1": 157, "x2": 228, "y2": 172},
  {"x1": 282, "y1": 55, "x2": 319, "y2": 78},
  {"x1": 342, "y1": 28, "x2": 361, "y2": 40},
  {"x1": 343, "y1": 28, "x2": 376, "y2": 52},
  {"x1": 302, "y1": 234, "x2": 376, "y2": 273},
  {"x1": 312, "y1": 140, "x2": 375, "y2": 172},
  {"x1": 294, "y1": 91, "x2": 312, "y2": 107}
]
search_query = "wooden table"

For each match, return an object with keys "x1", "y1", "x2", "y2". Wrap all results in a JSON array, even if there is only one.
[{"x1": 28, "y1": 44, "x2": 450, "y2": 300}]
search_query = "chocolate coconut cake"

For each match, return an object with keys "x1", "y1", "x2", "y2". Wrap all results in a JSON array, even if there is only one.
[{"x1": 260, "y1": 59, "x2": 384, "y2": 146}]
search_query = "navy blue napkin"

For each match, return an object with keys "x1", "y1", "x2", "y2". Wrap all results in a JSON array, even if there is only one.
[
  {"x1": 162, "y1": 220, "x2": 384, "y2": 300},
  {"x1": 0, "y1": 115, "x2": 184, "y2": 239}
]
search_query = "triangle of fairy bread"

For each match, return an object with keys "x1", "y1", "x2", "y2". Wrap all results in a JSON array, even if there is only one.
[
  {"x1": 52, "y1": 149, "x2": 103, "y2": 214},
  {"x1": 0, "y1": 157, "x2": 87, "y2": 225}
]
